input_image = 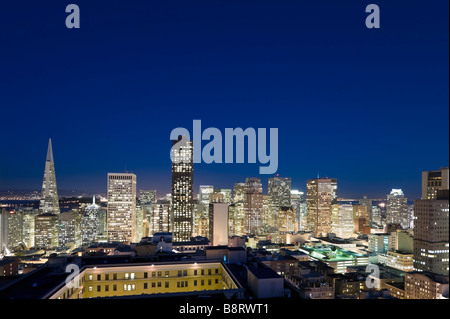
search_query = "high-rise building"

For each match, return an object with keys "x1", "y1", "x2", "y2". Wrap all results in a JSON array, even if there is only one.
[
  {"x1": 359, "y1": 196, "x2": 374, "y2": 227},
  {"x1": 149, "y1": 200, "x2": 171, "y2": 235},
  {"x1": 291, "y1": 190, "x2": 306, "y2": 231},
  {"x1": 413, "y1": 190, "x2": 449, "y2": 276},
  {"x1": 208, "y1": 203, "x2": 229, "y2": 246},
  {"x1": 306, "y1": 178, "x2": 337, "y2": 237},
  {"x1": 1, "y1": 209, "x2": 10, "y2": 254},
  {"x1": 39, "y1": 139, "x2": 60, "y2": 215},
  {"x1": 386, "y1": 189, "x2": 409, "y2": 229},
  {"x1": 34, "y1": 213, "x2": 59, "y2": 248},
  {"x1": 233, "y1": 183, "x2": 246, "y2": 203},
  {"x1": 422, "y1": 167, "x2": 449, "y2": 200},
  {"x1": 139, "y1": 190, "x2": 157, "y2": 205},
  {"x1": 81, "y1": 196, "x2": 106, "y2": 246},
  {"x1": 171, "y1": 136, "x2": 194, "y2": 242},
  {"x1": 331, "y1": 204, "x2": 354, "y2": 239},
  {"x1": 107, "y1": 173, "x2": 137, "y2": 243},
  {"x1": 199, "y1": 186, "x2": 214, "y2": 205},
  {"x1": 244, "y1": 178, "x2": 263, "y2": 235},
  {"x1": 353, "y1": 204, "x2": 371, "y2": 235},
  {"x1": 215, "y1": 189, "x2": 232, "y2": 205},
  {"x1": 59, "y1": 210, "x2": 82, "y2": 248},
  {"x1": 268, "y1": 176, "x2": 291, "y2": 230},
  {"x1": 276, "y1": 206, "x2": 295, "y2": 233},
  {"x1": 229, "y1": 183, "x2": 246, "y2": 236}
]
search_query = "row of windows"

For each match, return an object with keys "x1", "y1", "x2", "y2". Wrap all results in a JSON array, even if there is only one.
[
  {"x1": 86, "y1": 278, "x2": 221, "y2": 293},
  {"x1": 87, "y1": 268, "x2": 220, "y2": 281}
]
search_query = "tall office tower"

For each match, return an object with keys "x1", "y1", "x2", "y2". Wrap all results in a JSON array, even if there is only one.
[
  {"x1": 210, "y1": 192, "x2": 224, "y2": 203},
  {"x1": 82, "y1": 196, "x2": 105, "y2": 246},
  {"x1": 209, "y1": 203, "x2": 229, "y2": 246},
  {"x1": 171, "y1": 136, "x2": 194, "y2": 242},
  {"x1": 233, "y1": 183, "x2": 246, "y2": 203},
  {"x1": 231, "y1": 183, "x2": 246, "y2": 236},
  {"x1": 199, "y1": 186, "x2": 214, "y2": 205},
  {"x1": 359, "y1": 195, "x2": 374, "y2": 226},
  {"x1": 107, "y1": 173, "x2": 137, "y2": 243},
  {"x1": 353, "y1": 204, "x2": 371, "y2": 235},
  {"x1": 291, "y1": 190, "x2": 303, "y2": 229},
  {"x1": 268, "y1": 176, "x2": 291, "y2": 229},
  {"x1": 135, "y1": 202, "x2": 144, "y2": 242},
  {"x1": 422, "y1": 167, "x2": 449, "y2": 200},
  {"x1": 262, "y1": 195, "x2": 271, "y2": 230},
  {"x1": 386, "y1": 189, "x2": 409, "y2": 229},
  {"x1": 193, "y1": 203, "x2": 209, "y2": 237},
  {"x1": 215, "y1": 189, "x2": 232, "y2": 205},
  {"x1": 244, "y1": 178, "x2": 263, "y2": 235},
  {"x1": 7, "y1": 211, "x2": 22, "y2": 250},
  {"x1": 407, "y1": 204, "x2": 415, "y2": 229},
  {"x1": 371, "y1": 205, "x2": 382, "y2": 227},
  {"x1": 331, "y1": 204, "x2": 354, "y2": 239},
  {"x1": 39, "y1": 139, "x2": 60, "y2": 215},
  {"x1": 0, "y1": 209, "x2": 8, "y2": 255},
  {"x1": 4, "y1": 208, "x2": 37, "y2": 251},
  {"x1": 20, "y1": 208, "x2": 37, "y2": 249},
  {"x1": 306, "y1": 178, "x2": 337, "y2": 237},
  {"x1": 34, "y1": 213, "x2": 59, "y2": 248},
  {"x1": 150, "y1": 200, "x2": 170, "y2": 235},
  {"x1": 276, "y1": 206, "x2": 295, "y2": 233},
  {"x1": 59, "y1": 210, "x2": 82, "y2": 248},
  {"x1": 139, "y1": 190, "x2": 157, "y2": 205},
  {"x1": 413, "y1": 190, "x2": 449, "y2": 276}
]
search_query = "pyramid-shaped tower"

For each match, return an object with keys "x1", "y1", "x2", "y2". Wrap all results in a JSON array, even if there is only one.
[{"x1": 39, "y1": 138, "x2": 60, "y2": 215}]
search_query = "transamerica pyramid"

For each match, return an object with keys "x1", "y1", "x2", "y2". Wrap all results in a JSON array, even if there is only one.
[{"x1": 39, "y1": 138, "x2": 60, "y2": 215}]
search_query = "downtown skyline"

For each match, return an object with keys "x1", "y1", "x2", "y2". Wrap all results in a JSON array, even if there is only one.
[{"x1": 0, "y1": 137, "x2": 443, "y2": 201}]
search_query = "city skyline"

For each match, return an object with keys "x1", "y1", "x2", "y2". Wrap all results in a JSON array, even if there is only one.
[
  {"x1": 0, "y1": 0, "x2": 448, "y2": 200},
  {"x1": 0, "y1": 137, "x2": 446, "y2": 201}
]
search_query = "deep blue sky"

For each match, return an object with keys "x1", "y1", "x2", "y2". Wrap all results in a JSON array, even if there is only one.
[{"x1": 0, "y1": 0, "x2": 448, "y2": 199}]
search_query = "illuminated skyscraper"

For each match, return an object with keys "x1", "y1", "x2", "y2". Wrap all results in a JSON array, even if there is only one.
[
  {"x1": 139, "y1": 190, "x2": 157, "y2": 205},
  {"x1": 81, "y1": 196, "x2": 105, "y2": 246},
  {"x1": 331, "y1": 204, "x2": 354, "y2": 239},
  {"x1": 199, "y1": 185, "x2": 214, "y2": 205},
  {"x1": 39, "y1": 139, "x2": 60, "y2": 215},
  {"x1": 107, "y1": 173, "x2": 137, "y2": 243},
  {"x1": 244, "y1": 178, "x2": 263, "y2": 235},
  {"x1": 215, "y1": 189, "x2": 232, "y2": 205},
  {"x1": 422, "y1": 167, "x2": 449, "y2": 200},
  {"x1": 171, "y1": 136, "x2": 194, "y2": 242},
  {"x1": 291, "y1": 190, "x2": 307, "y2": 231},
  {"x1": 306, "y1": 178, "x2": 337, "y2": 237},
  {"x1": 268, "y1": 176, "x2": 291, "y2": 229},
  {"x1": 59, "y1": 210, "x2": 82, "y2": 248},
  {"x1": 229, "y1": 183, "x2": 246, "y2": 236},
  {"x1": 386, "y1": 189, "x2": 409, "y2": 229},
  {"x1": 35, "y1": 213, "x2": 59, "y2": 248},
  {"x1": 413, "y1": 190, "x2": 449, "y2": 276}
]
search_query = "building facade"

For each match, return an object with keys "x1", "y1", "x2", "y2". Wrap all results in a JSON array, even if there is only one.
[
  {"x1": 306, "y1": 178, "x2": 337, "y2": 237},
  {"x1": 171, "y1": 136, "x2": 194, "y2": 242},
  {"x1": 107, "y1": 173, "x2": 137, "y2": 243}
]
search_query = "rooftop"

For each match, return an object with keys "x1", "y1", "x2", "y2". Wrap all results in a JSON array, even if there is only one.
[{"x1": 247, "y1": 266, "x2": 282, "y2": 280}]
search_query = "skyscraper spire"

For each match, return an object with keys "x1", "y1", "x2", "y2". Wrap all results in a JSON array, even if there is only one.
[
  {"x1": 46, "y1": 138, "x2": 54, "y2": 163},
  {"x1": 39, "y1": 139, "x2": 60, "y2": 215}
]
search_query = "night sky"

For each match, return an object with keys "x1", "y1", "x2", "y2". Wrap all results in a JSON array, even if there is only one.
[{"x1": 0, "y1": 0, "x2": 448, "y2": 199}]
